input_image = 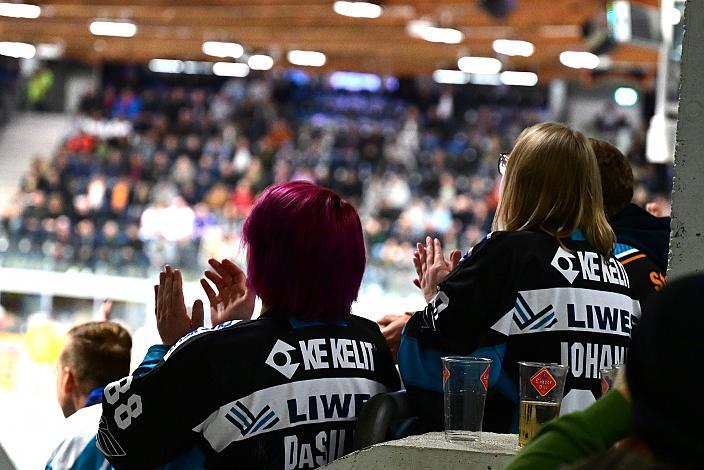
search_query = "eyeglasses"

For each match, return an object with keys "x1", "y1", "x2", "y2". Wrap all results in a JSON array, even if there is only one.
[{"x1": 498, "y1": 152, "x2": 510, "y2": 175}]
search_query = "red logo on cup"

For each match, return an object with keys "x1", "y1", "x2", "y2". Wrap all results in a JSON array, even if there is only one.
[
  {"x1": 480, "y1": 366, "x2": 490, "y2": 391},
  {"x1": 443, "y1": 364, "x2": 450, "y2": 384},
  {"x1": 530, "y1": 368, "x2": 557, "y2": 397},
  {"x1": 600, "y1": 378, "x2": 610, "y2": 396}
]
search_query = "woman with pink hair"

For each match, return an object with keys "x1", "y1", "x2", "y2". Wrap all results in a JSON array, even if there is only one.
[{"x1": 98, "y1": 181, "x2": 400, "y2": 469}]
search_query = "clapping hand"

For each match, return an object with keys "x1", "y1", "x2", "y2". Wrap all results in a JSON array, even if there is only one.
[
  {"x1": 413, "y1": 237, "x2": 461, "y2": 302},
  {"x1": 155, "y1": 265, "x2": 205, "y2": 346},
  {"x1": 200, "y1": 258, "x2": 256, "y2": 326}
]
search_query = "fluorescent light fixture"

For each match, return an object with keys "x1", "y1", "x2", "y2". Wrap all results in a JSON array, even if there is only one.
[
  {"x1": 36, "y1": 43, "x2": 64, "y2": 60},
  {"x1": 287, "y1": 50, "x2": 326, "y2": 67},
  {"x1": 421, "y1": 26, "x2": 463, "y2": 44},
  {"x1": 406, "y1": 20, "x2": 463, "y2": 44},
  {"x1": 213, "y1": 62, "x2": 250, "y2": 77},
  {"x1": 202, "y1": 41, "x2": 244, "y2": 59},
  {"x1": 248, "y1": 54, "x2": 274, "y2": 71},
  {"x1": 148, "y1": 59, "x2": 184, "y2": 74},
  {"x1": 406, "y1": 19, "x2": 431, "y2": 37},
  {"x1": 492, "y1": 39, "x2": 534, "y2": 57},
  {"x1": 89, "y1": 21, "x2": 137, "y2": 38},
  {"x1": 432, "y1": 69, "x2": 470, "y2": 85},
  {"x1": 614, "y1": 87, "x2": 638, "y2": 106},
  {"x1": 0, "y1": 2, "x2": 40, "y2": 18},
  {"x1": 333, "y1": 1, "x2": 382, "y2": 18},
  {"x1": 0, "y1": 41, "x2": 35, "y2": 59},
  {"x1": 329, "y1": 71, "x2": 382, "y2": 92},
  {"x1": 499, "y1": 71, "x2": 538, "y2": 86},
  {"x1": 559, "y1": 51, "x2": 600, "y2": 69},
  {"x1": 457, "y1": 56, "x2": 502, "y2": 74},
  {"x1": 469, "y1": 74, "x2": 501, "y2": 85}
]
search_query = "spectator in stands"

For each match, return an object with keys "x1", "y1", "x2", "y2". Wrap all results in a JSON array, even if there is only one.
[
  {"x1": 98, "y1": 182, "x2": 401, "y2": 469},
  {"x1": 46, "y1": 321, "x2": 131, "y2": 470},
  {"x1": 0, "y1": 78, "x2": 666, "y2": 289},
  {"x1": 111, "y1": 88, "x2": 142, "y2": 120},
  {"x1": 591, "y1": 138, "x2": 670, "y2": 301},
  {"x1": 506, "y1": 273, "x2": 704, "y2": 470},
  {"x1": 398, "y1": 122, "x2": 641, "y2": 433},
  {"x1": 378, "y1": 136, "x2": 668, "y2": 360}
]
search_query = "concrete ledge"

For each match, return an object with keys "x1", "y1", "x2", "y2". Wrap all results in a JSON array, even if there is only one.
[{"x1": 325, "y1": 432, "x2": 519, "y2": 469}]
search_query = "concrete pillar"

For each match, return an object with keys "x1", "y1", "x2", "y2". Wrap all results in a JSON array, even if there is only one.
[{"x1": 668, "y1": 0, "x2": 704, "y2": 278}]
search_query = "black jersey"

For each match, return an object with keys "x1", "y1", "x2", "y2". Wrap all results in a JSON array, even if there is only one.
[
  {"x1": 97, "y1": 312, "x2": 400, "y2": 469},
  {"x1": 614, "y1": 242, "x2": 667, "y2": 303},
  {"x1": 398, "y1": 231, "x2": 641, "y2": 433}
]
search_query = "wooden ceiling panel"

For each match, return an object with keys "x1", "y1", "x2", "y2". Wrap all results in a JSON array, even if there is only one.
[{"x1": 0, "y1": 0, "x2": 658, "y2": 81}]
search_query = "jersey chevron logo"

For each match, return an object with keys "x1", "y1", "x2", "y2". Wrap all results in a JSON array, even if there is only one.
[
  {"x1": 225, "y1": 401, "x2": 280, "y2": 436},
  {"x1": 512, "y1": 293, "x2": 558, "y2": 331}
]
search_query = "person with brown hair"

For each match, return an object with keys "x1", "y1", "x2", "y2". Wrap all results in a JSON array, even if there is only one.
[
  {"x1": 398, "y1": 122, "x2": 641, "y2": 433},
  {"x1": 591, "y1": 138, "x2": 670, "y2": 302},
  {"x1": 47, "y1": 321, "x2": 131, "y2": 470}
]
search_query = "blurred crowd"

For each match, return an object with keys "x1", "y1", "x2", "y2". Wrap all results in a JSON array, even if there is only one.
[{"x1": 0, "y1": 75, "x2": 668, "y2": 291}]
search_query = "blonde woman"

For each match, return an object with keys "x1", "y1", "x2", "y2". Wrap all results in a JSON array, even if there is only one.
[{"x1": 398, "y1": 122, "x2": 641, "y2": 434}]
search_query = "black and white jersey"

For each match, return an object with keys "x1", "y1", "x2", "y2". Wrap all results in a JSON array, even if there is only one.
[
  {"x1": 98, "y1": 312, "x2": 400, "y2": 469},
  {"x1": 398, "y1": 230, "x2": 641, "y2": 433},
  {"x1": 614, "y1": 242, "x2": 666, "y2": 303}
]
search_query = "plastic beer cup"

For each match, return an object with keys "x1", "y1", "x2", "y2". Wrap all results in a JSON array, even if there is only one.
[
  {"x1": 518, "y1": 362, "x2": 569, "y2": 447},
  {"x1": 442, "y1": 356, "x2": 492, "y2": 443}
]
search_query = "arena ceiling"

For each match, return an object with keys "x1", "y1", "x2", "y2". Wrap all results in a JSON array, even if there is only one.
[{"x1": 0, "y1": 0, "x2": 660, "y2": 82}]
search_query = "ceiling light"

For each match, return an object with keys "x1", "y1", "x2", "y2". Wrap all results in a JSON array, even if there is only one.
[
  {"x1": 614, "y1": 87, "x2": 638, "y2": 107},
  {"x1": 202, "y1": 41, "x2": 244, "y2": 59},
  {"x1": 36, "y1": 43, "x2": 64, "y2": 60},
  {"x1": 89, "y1": 21, "x2": 137, "y2": 38},
  {"x1": 559, "y1": 51, "x2": 600, "y2": 69},
  {"x1": 0, "y1": 41, "x2": 35, "y2": 59},
  {"x1": 333, "y1": 1, "x2": 382, "y2": 19},
  {"x1": 492, "y1": 39, "x2": 534, "y2": 57},
  {"x1": 213, "y1": 62, "x2": 250, "y2": 77},
  {"x1": 499, "y1": 71, "x2": 538, "y2": 86},
  {"x1": 248, "y1": 54, "x2": 274, "y2": 71},
  {"x1": 432, "y1": 69, "x2": 470, "y2": 85},
  {"x1": 148, "y1": 59, "x2": 184, "y2": 74},
  {"x1": 457, "y1": 56, "x2": 502, "y2": 74},
  {"x1": 406, "y1": 19, "x2": 431, "y2": 37},
  {"x1": 0, "y1": 2, "x2": 40, "y2": 18},
  {"x1": 421, "y1": 26, "x2": 463, "y2": 44},
  {"x1": 287, "y1": 50, "x2": 326, "y2": 67},
  {"x1": 469, "y1": 74, "x2": 502, "y2": 85},
  {"x1": 406, "y1": 20, "x2": 463, "y2": 44}
]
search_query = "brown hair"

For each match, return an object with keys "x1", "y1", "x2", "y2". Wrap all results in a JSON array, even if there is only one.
[
  {"x1": 493, "y1": 122, "x2": 615, "y2": 256},
  {"x1": 60, "y1": 321, "x2": 132, "y2": 394},
  {"x1": 590, "y1": 138, "x2": 634, "y2": 218}
]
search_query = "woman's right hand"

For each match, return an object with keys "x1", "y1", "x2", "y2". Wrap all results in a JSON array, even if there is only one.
[
  {"x1": 155, "y1": 265, "x2": 204, "y2": 346},
  {"x1": 414, "y1": 237, "x2": 461, "y2": 302},
  {"x1": 200, "y1": 258, "x2": 256, "y2": 325}
]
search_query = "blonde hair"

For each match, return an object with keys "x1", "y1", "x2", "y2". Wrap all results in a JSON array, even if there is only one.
[{"x1": 492, "y1": 122, "x2": 615, "y2": 256}]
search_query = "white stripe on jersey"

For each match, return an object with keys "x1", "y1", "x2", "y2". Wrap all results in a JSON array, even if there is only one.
[
  {"x1": 193, "y1": 377, "x2": 388, "y2": 452},
  {"x1": 615, "y1": 248, "x2": 639, "y2": 260},
  {"x1": 490, "y1": 287, "x2": 641, "y2": 337}
]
